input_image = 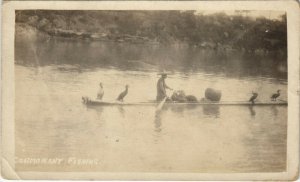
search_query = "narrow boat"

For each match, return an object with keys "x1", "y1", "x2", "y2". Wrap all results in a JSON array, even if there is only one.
[{"x1": 82, "y1": 97, "x2": 288, "y2": 106}]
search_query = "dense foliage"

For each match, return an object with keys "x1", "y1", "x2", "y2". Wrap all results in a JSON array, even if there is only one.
[{"x1": 16, "y1": 10, "x2": 287, "y2": 53}]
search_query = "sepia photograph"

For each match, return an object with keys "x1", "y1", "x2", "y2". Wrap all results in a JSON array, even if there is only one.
[{"x1": 1, "y1": 1, "x2": 300, "y2": 180}]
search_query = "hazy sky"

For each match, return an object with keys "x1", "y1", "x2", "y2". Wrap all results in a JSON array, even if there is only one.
[{"x1": 196, "y1": 10, "x2": 285, "y2": 20}]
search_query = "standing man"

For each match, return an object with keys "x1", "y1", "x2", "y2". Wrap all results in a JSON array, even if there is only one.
[
  {"x1": 97, "y1": 82, "x2": 104, "y2": 100},
  {"x1": 156, "y1": 72, "x2": 173, "y2": 101}
]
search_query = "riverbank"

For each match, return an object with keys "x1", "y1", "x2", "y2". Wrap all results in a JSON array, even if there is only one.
[
  {"x1": 16, "y1": 23, "x2": 160, "y2": 44},
  {"x1": 45, "y1": 27, "x2": 160, "y2": 44}
]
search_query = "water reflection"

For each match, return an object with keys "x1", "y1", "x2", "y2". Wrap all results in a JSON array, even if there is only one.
[
  {"x1": 86, "y1": 105, "x2": 103, "y2": 111},
  {"x1": 117, "y1": 106, "x2": 125, "y2": 117},
  {"x1": 153, "y1": 110, "x2": 164, "y2": 144},
  {"x1": 202, "y1": 105, "x2": 220, "y2": 118},
  {"x1": 168, "y1": 104, "x2": 197, "y2": 113},
  {"x1": 154, "y1": 110, "x2": 162, "y2": 133},
  {"x1": 271, "y1": 106, "x2": 279, "y2": 117},
  {"x1": 16, "y1": 37, "x2": 287, "y2": 80},
  {"x1": 86, "y1": 105, "x2": 104, "y2": 123},
  {"x1": 248, "y1": 105, "x2": 256, "y2": 117}
]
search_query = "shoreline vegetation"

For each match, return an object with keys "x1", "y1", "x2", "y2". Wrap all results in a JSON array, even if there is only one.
[{"x1": 16, "y1": 10, "x2": 287, "y2": 55}]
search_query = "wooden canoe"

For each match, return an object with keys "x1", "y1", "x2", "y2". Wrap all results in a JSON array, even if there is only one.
[{"x1": 82, "y1": 98, "x2": 288, "y2": 106}]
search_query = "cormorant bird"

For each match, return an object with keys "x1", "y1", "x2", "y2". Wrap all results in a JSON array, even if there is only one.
[
  {"x1": 249, "y1": 91, "x2": 258, "y2": 104},
  {"x1": 117, "y1": 85, "x2": 129, "y2": 102},
  {"x1": 271, "y1": 90, "x2": 281, "y2": 101},
  {"x1": 97, "y1": 82, "x2": 104, "y2": 100}
]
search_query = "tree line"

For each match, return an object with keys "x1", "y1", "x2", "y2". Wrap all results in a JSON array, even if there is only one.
[{"x1": 16, "y1": 10, "x2": 287, "y2": 53}]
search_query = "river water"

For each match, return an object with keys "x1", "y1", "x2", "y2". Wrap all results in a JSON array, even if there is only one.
[{"x1": 15, "y1": 36, "x2": 287, "y2": 172}]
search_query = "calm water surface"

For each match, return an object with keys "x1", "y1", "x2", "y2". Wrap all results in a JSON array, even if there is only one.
[{"x1": 15, "y1": 37, "x2": 287, "y2": 172}]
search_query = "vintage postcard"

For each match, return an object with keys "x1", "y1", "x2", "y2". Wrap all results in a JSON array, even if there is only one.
[{"x1": 1, "y1": 0, "x2": 300, "y2": 180}]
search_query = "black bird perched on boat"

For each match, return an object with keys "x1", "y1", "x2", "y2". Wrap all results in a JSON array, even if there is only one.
[
  {"x1": 117, "y1": 85, "x2": 129, "y2": 102},
  {"x1": 271, "y1": 90, "x2": 281, "y2": 101},
  {"x1": 249, "y1": 91, "x2": 258, "y2": 104}
]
